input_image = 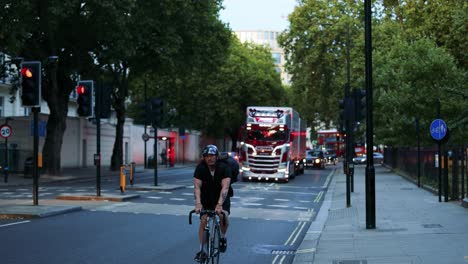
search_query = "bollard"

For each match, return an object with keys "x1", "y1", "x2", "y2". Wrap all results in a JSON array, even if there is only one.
[
  {"x1": 130, "y1": 162, "x2": 135, "y2": 186},
  {"x1": 120, "y1": 165, "x2": 126, "y2": 193}
]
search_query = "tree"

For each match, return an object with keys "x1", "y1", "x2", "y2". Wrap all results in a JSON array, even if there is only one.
[
  {"x1": 0, "y1": 1, "x2": 103, "y2": 175},
  {"x1": 0, "y1": 0, "x2": 232, "y2": 172},
  {"x1": 278, "y1": 0, "x2": 364, "y2": 128}
]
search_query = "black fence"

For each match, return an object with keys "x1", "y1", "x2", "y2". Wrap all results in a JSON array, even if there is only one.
[{"x1": 384, "y1": 146, "x2": 467, "y2": 200}]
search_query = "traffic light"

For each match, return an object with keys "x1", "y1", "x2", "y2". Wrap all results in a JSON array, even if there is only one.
[
  {"x1": 353, "y1": 89, "x2": 366, "y2": 122},
  {"x1": 338, "y1": 96, "x2": 354, "y2": 122},
  {"x1": 76, "y1": 80, "x2": 94, "y2": 117},
  {"x1": 139, "y1": 101, "x2": 149, "y2": 124},
  {"x1": 20, "y1": 61, "x2": 41, "y2": 107},
  {"x1": 150, "y1": 98, "x2": 164, "y2": 126}
]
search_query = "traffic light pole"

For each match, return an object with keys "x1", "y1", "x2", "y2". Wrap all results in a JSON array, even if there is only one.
[
  {"x1": 144, "y1": 78, "x2": 148, "y2": 169},
  {"x1": 32, "y1": 107, "x2": 39, "y2": 205},
  {"x1": 96, "y1": 82, "x2": 101, "y2": 197},
  {"x1": 365, "y1": 0, "x2": 376, "y2": 229},
  {"x1": 153, "y1": 125, "x2": 158, "y2": 186}
]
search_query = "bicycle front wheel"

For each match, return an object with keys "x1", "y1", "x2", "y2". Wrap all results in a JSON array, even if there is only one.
[
  {"x1": 203, "y1": 229, "x2": 210, "y2": 264},
  {"x1": 210, "y1": 223, "x2": 221, "y2": 264}
]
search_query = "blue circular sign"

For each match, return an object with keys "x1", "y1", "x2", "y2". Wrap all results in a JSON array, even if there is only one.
[{"x1": 430, "y1": 119, "x2": 447, "y2": 141}]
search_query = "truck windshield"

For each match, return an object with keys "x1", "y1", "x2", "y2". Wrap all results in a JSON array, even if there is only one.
[{"x1": 246, "y1": 128, "x2": 287, "y2": 141}]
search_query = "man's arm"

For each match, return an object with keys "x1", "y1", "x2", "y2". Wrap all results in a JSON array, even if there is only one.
[
  {"x1": 217, "y1": 177, "x2": 231, "y2": 206},
  {"x1": 194, "y1": 178, "x2": 203, "y2": 211}
]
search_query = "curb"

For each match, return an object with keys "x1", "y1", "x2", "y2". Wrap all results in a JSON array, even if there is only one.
[
  {"x1": 0, "y1": 204, "x2": 82, "y2": 219},
  {"x1": 56, "y1": 193, "x2": 140, "y2": 202}
]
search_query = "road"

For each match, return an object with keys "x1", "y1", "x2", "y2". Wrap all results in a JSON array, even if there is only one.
[{"x1": 0, "y1": 164, "x2": 336, "y2": 264}]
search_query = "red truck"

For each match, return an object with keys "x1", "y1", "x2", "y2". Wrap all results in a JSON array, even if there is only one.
[{"x1": 238, "y1": 106, "x2": 306, "y2": 182}]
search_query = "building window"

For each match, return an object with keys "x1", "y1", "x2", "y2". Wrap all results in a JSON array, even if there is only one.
[
  {"x1": 23, "y1": 107, "x2": 31, "y2": 116},
  {"x1": 272, "y1": 53, "x2": 281, "y2": 64}
]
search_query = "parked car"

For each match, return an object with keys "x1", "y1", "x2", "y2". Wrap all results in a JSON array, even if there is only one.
[
  {"x1": 324, "y1": 150, "x2": 337, "y2": 165},
  {"x1": 352, "y1": 153, "x2": 384, "y2": 165},
  {"x1": 305, "y1": 150, "x2": 326, "y2": 169}
]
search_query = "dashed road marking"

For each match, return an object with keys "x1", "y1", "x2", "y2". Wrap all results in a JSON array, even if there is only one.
[{"x1": 169, "y1": 198, "x2": 186, "y2": 201}]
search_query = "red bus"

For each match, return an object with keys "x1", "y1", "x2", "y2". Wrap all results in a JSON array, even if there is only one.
[{"x1": 316, "y1": 129, "x2": 344, "y2": 157}]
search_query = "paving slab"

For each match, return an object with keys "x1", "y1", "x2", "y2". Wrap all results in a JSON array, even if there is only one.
[
  {"x1": 55, "y1": 193, "x2": 140, "y2": 202},
  {"x1": 0, "y1": 204, "x2": 82, "y2": 219}
]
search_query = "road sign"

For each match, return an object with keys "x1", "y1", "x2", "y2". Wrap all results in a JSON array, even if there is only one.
[
  {"x1": 0, "y1": 124, "x2": 12, "y2": 138},
  {"x1": 430, "y1": 119, "x2": 447, "y2": 141},
  {"x1": 142, "y1": 133, "x2": 150, "y2": 141}
]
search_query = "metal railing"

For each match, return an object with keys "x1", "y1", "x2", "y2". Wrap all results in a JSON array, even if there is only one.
[{"x1": 385, "y1": 146, "x2": 467, "y2": 200}]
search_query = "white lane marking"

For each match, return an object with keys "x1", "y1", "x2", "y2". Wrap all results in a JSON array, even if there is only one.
[
  {"x1": 136, "y1": 191, "x2": 150, "y2": 193},
  {"x1": 0, "y1": 220, "x2": 31, "y2": 228},
  {"x1": 241, "y1": 203, "x2": 262, "y2": 206},
  {"x1": 293, "y1": 207, "x2": 309, "y2": 210},
  {"x1": 158, "y1": 191, "x2": 172, "y2": 194},
  {"x1": 274, "y1": 198, "x2": 289, "y2": 202},
  {"x1": 181, "y1": 193, "x2": 193, "y2": 196},
  {"x1": 299, "y1": 200, "x2": 311, "y2": 203},
  {"x1": 268, "y1": 205, "x2": 289, "y2": 208},
  {"x1": 169, "y1": 198, "x2": 186, "y2": 201},
  {"x1": 296, "y1": 248, "x2": 316, "y2": 254},
  {"x1": 148, "y1": 196, "x2": 162, "y2": 199}
]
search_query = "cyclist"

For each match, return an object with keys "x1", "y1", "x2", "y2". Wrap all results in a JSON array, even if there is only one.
[{"x1": 193, "y1": 145, "x2": 231, "y2": 261}]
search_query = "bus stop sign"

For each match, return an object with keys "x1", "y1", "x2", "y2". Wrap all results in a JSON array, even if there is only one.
[{"x1": 430, "y1": 119, "x2": 447, "y2": 141}]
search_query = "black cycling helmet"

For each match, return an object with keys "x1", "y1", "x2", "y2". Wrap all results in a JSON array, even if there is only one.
[{"x1": 202, "y1": 145, "x2": 219, "y2": 157}]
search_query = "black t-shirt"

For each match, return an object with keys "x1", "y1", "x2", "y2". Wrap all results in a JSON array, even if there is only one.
[{"x1": 193, "y1": 160, "x2": 231, "y2": 209}]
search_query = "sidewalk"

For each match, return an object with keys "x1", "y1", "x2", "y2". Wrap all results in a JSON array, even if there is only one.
[
  {"x1": 294, "y1": 165, "x2": 468, "y2": 264},
  {"x1": 0, "y1": 163, "x2": 195, "y2": 219}
]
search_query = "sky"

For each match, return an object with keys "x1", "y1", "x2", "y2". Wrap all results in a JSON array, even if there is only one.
[{"x1": 219, "y1": 0, "x2": 298, "y2": 31}]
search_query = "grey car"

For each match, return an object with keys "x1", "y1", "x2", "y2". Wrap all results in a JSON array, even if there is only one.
[{"x1": 352, "y1": 153, "x2": 384, "y2": 165}]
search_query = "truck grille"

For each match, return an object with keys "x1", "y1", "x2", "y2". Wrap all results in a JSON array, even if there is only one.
[{"x1": 248, "y1": 153, "x2": 281, "y2": 173}]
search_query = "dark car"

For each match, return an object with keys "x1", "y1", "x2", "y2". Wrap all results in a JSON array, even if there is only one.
[
  {"x1": 305, "y1": 150, "x2": 326, "y2": 169},
  {"x1": 324, "y1": 150, "x2": 337, "y2": 165}
]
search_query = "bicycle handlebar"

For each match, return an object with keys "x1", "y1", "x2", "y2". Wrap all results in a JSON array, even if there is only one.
[{"x1": 189, "y1": 209, "x2": 226, "y2": 225}]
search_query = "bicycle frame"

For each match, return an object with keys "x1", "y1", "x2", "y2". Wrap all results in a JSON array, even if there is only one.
[{"x1": 189, "y1": 210, "x2": 225, "y2": 264}]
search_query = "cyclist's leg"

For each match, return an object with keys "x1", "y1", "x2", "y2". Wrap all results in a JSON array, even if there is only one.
[
  {"x1": 199, "y1": 214, "x2": 208, "y2": 245},
  {"x1": 220, "y1": 197, "x2": 230, "y2": 235}
]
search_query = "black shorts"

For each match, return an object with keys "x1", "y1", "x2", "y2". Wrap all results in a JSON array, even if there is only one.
[{"x1": 203, "y1": 196, "x2": 230, "y2": 215}]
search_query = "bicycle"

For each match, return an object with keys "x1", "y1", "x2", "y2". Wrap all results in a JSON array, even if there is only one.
[{"x1": 189, "y1": 209, "x2": 225, "y2": 264}]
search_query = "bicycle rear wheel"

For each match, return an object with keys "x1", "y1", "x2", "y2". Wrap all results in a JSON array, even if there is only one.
[{"x1": 210, "y1": 222, "x2": 221, "y2": 264}]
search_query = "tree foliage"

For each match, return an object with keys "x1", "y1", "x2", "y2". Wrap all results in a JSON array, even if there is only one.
[{"x1": 280, "y1": 0, "x2": 467, "y2": 147}]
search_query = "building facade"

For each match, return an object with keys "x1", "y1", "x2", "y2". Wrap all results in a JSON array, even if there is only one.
[{"x1": 234, "y1": 30, "x2": 291, "y2": 85}]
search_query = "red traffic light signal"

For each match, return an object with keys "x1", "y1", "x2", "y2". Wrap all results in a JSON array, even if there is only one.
[
  {"x1": 76, "y1": 81, "x2": 94, "y2": 117},
  {"x1": 21, "y1": 67, "x2": 33, "y2": 78},
  {"x1": 77, "y1": 85, "x2": 86, "y2": 95},
  {"x1": 20, "y1": 61, "x2": 41, "y2": 107}
]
